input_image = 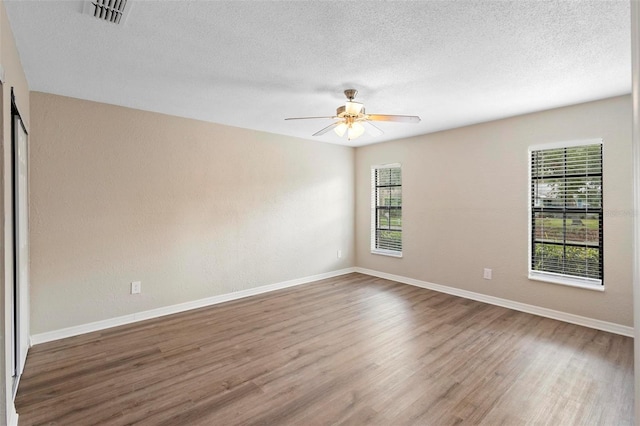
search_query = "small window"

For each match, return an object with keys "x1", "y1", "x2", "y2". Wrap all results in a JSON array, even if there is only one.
[
  {"x1": 529, "y1": 140, "x2": 603, "y2": 289},
  {"x1": 371, "y1": 164, "x2": 402, "y2": 257}
]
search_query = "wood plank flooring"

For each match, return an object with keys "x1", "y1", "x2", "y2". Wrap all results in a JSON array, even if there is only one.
[{"x1": 15, "y1": 273, "x2": 634, "y2": 425}]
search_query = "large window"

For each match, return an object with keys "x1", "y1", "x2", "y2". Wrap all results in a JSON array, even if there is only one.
[
  {"x1": 529, "y1": 140, "x2": 603, "y2": 289},
  {"x1": 371, "y1": 164, "x2": 402, "y2": 257}
]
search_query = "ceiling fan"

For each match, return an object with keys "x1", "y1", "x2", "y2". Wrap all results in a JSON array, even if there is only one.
[{"x1": 285, "y1": 89, "x2": 421, "y2": 141}]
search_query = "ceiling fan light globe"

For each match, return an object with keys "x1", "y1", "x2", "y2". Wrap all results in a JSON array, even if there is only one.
[
  {"x1": 334, "y1": 122, "x2": 348, "y2": 137},
  {"x1": 347, "y1": 122, "x2": 365, "y2": 140}
]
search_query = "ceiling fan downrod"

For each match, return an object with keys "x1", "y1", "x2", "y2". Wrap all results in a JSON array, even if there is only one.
[{"x1": 344, "y1": 89, "x2": 358, "y2": 101}]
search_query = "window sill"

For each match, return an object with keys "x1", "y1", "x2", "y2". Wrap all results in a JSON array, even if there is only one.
[
  {"x1": 528, "y1": 271, "x2": 603, "y2": 292},
  {"x1": 371, "y1": 249, "x2": 403, "y2": 258}
]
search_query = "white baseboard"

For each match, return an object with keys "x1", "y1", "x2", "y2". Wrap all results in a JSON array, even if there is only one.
[
  {"x1": 31, "y1": 265, "x2": 632, "y2": 345},
  {"x1": 31, "y1": 267, "x2": 356, "y2": 345},
  {"x1": 355, "y1": 267, "x2": 634, "y2": 337}
]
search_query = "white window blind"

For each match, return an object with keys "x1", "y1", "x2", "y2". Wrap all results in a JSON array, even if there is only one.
[
  {"x1": 529, "y1": 140, "x2": 603, "y2": 286},
  {"x1": 371, "y1": 164, "x2": 402, "y2": 257}
]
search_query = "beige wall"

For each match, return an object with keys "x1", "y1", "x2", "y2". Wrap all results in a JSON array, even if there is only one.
[
  {"x1": 356, "y1": 95, "x2": 633, "y2": 327},
  {"x1": 1, "y1": 0, "x2": 30, "y2": 423},
  {"x1": 31, "y1": 93, "x2": 634, "y2": 336},
  {"x1": 29, "y1": 92, "x2": 355, "y2": 334}
]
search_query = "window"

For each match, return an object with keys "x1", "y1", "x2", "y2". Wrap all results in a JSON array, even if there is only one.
[
  {"x1": 529, "y1": 140, "x2": 603, "y2": 289},
  {"x1": 371, "y1": 164, "x2": 402, "y2": 257}
]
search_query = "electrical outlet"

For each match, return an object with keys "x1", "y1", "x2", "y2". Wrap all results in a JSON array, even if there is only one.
[
  {"x1": 131, "y1": 281, "x2": 141, "y2": 294},
  {"x1": 483, "y1": 268, "x2": 492, "y2": 280},
  {"x1": 337, "y1": 249, "x2": 342, "y2": 259}
]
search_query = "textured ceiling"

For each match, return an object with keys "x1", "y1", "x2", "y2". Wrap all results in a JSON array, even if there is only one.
[{"x1": 4, "y1": 0, "x2": 632, "y2": 147}]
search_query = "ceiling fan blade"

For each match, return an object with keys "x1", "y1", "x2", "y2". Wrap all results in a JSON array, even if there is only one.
[
  {"x1": 363, "y1": 121, "x2": 384, "y2": 137},
  {"x1": 285, "y1": 116, "x2": 335, "y2": 121},
  {"x1": 312, "y1": 121, "x2": 341, "y2": 136},
  {"x1": 367, "y1": 114, "x2": 421, "y2": 123}
]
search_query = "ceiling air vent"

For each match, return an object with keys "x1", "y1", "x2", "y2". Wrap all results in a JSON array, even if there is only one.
[{"x1": 83, "y1": 0, "x2": 131, "y2": 25}]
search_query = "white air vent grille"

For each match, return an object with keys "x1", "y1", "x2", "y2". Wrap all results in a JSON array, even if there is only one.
[{"x1": 84, "y1": 0, "x2": 130, "y2": 25}]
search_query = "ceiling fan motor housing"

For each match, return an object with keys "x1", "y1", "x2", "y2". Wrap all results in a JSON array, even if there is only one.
[{"x1": 336, "y1": 105, "x2": 366, "y2": 119}]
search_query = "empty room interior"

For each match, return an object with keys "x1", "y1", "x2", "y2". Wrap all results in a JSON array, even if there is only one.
[{"x1": 1, "y1": 0, "x2": 640, "y2": 425}]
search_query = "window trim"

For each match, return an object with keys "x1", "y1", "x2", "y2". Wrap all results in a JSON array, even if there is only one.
[
  {"x1": 527, "y1": 139, "x2": 604, "y2": 290},
  {"x1": 528, "y1": 270, "x2": 604, "y2": 292},
  {"x1": 371, "y1": 163, "x2": 403, "y2": 258}
]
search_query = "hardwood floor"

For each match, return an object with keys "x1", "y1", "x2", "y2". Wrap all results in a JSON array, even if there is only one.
[{"x1": 15, "y1": 273, "x2": 634, "y2": 425}]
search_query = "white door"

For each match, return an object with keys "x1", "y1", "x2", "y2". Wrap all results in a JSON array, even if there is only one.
[{"x1": 12, "y1": 111, "x2": 29, "y2": 392}]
